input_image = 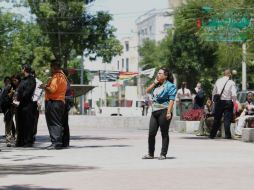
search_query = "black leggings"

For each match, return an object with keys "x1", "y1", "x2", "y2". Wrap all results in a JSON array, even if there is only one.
[{"x1": 148, "y1": 109, "x2": 172, "y2": 156}]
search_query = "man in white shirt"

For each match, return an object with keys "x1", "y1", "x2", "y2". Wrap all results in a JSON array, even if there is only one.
[{"x1": 210, "y1": 69, "x2": 237, "y2": 139}]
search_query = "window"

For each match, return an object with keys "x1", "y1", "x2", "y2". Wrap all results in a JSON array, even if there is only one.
[
  {"x1": 164, "y1": 24, "x2": 172, "y2": 31},
  {"x1": 117, "y1": 61, "x2": 120, "y2": 70},
  {"x1": 125, "y1": 41, "x2": 129, "y2": 52},
  {"x1": 122, "y1": 58, "x2": 124, "y2": 70},
  {"x1": 126, "y1": 58, "x2": 129, "y2": 72},
  {"x1": 144, "y1": 28, "x2": 147, "y2": 35}
]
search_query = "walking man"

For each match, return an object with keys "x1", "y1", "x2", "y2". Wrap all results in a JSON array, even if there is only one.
[{"x1": 210, "y1": 69, "x2": 237, "y2": 139}]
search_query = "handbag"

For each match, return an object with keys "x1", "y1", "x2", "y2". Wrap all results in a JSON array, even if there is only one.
[{"x1": 213, "y1": 79, "x2": 229, "y2": 103}]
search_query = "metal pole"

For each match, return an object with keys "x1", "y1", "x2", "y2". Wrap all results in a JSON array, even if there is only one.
[
  {"x1": 80, "y1": 55, "x2": 84, "y2": 115},
  {"x1": 242, "y1": 43, "x2": 247, "y2": 91},
  {"x1": 104, "y1": 63, "x2": 107, "y2": 106}
]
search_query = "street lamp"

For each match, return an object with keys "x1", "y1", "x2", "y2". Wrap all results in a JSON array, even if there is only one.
[{"x1": 77, "y1": 55, "x2": 84, "y2": 115}]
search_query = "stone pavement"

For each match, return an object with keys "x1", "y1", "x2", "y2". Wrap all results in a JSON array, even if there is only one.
[{"x1": 0, "y1": 117, "x2": 254, "y2": 190}]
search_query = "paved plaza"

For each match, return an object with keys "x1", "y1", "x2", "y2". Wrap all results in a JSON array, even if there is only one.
[{"x1": 0, "y1": 116, "x2": 254, "y2": 190}]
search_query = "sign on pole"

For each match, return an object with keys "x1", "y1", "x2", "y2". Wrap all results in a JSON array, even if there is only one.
[{"x1": 201, "y1": 8, "x2": 251, "y2": 42}]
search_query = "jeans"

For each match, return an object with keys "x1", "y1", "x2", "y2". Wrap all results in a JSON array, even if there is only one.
[{"x1": 148, "y1": 109, "x2": 172, "y2": 156}]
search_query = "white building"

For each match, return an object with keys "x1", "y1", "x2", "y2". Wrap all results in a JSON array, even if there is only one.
[
  {"x1": 135, "y1": 9, "x2": 174, "y2": 45},
  {"x1": 112, "y1": 35, "x2": 139, "y2": 73},
  {"x1": 85, "y1": 35, "x2": 140, "y2": 111},
  {"x1": 135, "y1": 9, "x2": 174, "y2": 98},
  {"x1": 168, "y1": 0, "x2": 186, "y2": 8},
  {"x1": 85, "y1": 9, "x2": 174, "y2": 112}
]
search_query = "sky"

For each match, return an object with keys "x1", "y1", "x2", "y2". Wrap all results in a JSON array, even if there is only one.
[
  {"x1": 89, "y1": 0, "x2": 169, "y2": 39},
  {"x1": 0, "y1": 0, "x2": 169, "y2": 39}
]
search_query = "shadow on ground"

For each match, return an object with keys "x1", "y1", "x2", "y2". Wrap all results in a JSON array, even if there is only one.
[
  {"x1": 180, "y1": 136, "x2": 209, "y2": 140},
  {"x1": 0, "y1": 155, "x2": 51, "y2": 162},
  {"x1": 69, "y1": 144, "x2": 131, "y2": 149},
  {"x1": 153, "y1": 156, "x2": 177, "y2": 160},
  {"x1": 35, "y1": 135, "x2": 126, "y2": 143},
  {"x1": 0, "y1": 185, "x2": 68, "y2": 190},
  {"x1": 0, "y1": 163, "x2": 97, "y2": 176}
]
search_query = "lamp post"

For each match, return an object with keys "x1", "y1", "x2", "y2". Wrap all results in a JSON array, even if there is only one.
[
  {"x1": 242, "y1": 43, "x2": 247, "y2": 91},
  {"x1": 77, "y1": 55, "x2": 84, "y2": 115}
]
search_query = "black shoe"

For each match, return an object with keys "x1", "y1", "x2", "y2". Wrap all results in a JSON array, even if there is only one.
[
  {"x1": 23, "y1": 143, "x2": 33, "y2": 148},
  {"x1": 62, "y1": 144, "x2": 69, "y2": 148},
  {"x1": 16, "y1": 143, "x2": 25, "y2": 147},
  {"x1": 209, "y1": 135, "x2": 215, "y2": 139},
  {"x1": 7, "y1": 143, "x2": 12, "y2": 147}
]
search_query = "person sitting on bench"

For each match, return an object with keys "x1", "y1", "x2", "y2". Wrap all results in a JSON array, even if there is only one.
[{"x1": 235, "y1": 91, "x2": 254, "y2": 137}]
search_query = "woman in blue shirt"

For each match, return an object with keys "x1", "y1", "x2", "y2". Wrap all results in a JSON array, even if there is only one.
[{"x1": 142, "y1": 68, "x2": 176, "y2": 160}]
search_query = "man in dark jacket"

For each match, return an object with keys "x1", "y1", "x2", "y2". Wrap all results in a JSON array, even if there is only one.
[{"x1": 16, "y1": 64, "x2": 36, "y2": 147}]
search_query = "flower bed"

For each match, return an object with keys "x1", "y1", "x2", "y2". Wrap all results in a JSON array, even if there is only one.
[{"x1": 182, "y1": 109, "x2": 204, "y2": 121}]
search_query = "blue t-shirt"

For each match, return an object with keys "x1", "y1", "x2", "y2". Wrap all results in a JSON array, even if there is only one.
[{"x1": 151, "y1": 81, "x2": 176, "y2": 112}]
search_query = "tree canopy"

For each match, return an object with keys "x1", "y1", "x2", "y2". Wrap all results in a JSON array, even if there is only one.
[
  {"x1": 0, "y1": 0, "x2": 122, "y2": 85},
  {"x1": 139, "y1": 0, "x2": 254, "y2": 92},
  {"x1": 28, "y1": 0, "x2": 123, "y2": 68}
]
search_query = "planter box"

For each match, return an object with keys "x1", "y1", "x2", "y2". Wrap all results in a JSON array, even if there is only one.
[
  {"x1": 242, "y1": 128, "x2": 254, "y2": 142},
  {"x1": 174, "y1": 120, "x2": 200, "y2": 134}
]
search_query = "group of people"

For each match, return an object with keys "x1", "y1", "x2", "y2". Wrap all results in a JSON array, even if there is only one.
[
  {"x1": 176, "y1": 81, "x2": 206, "y2": 110},
  {"x1": 1, "y1": 66, "x2": 250, "y2": 158},
  {"x1": 196, "y1": 69, "x2": 253, "y2": 139},
  {"x1": 0, "y1": 60, "x2": 72, "y2": 149},
  {"x1": 0, "y1": 65, "x2": 39, "y2": 147}
]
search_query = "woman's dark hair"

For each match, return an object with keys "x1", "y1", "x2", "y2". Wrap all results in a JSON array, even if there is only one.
[
  {"x1": 11, "y1": 74, "x2": 21, "y2": 89},
  {"x1": 22, "y1": 64, "x2": 33, "y2": 73},
  {"x1": 160, "y1": 68, "x2": 174, "y2": 83},
  {"x1": 11, "y1": 74, "x2": 21, "y2": 82},
  {"x1": 4, "y1": 76, "x2": 11, "y2": 83}
]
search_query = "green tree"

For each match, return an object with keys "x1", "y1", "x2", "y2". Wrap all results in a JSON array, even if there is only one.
[
  {"x1": 0, "y1": 11, "x2": 52, "y2": 83},
  {"x1": 138, "y1": 0, "x2": 218, "y2": 95},
  {"x1": 28, "y1": 0, "x2": 122, "y2": 68}
]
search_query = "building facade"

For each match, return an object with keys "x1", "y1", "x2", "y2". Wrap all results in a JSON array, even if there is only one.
[
  {"x1": 85, "y1": 35, "x2": 140, "y2": 112},
  {"x1": 168, "y1": 0, "x2": 186, "y2": 8},
  {"x1": 135, "y1": 9, "x2": 174, "y2": 45},
  {"x1": 135, "y1": 9, "x2": 174, "y2": 98}
]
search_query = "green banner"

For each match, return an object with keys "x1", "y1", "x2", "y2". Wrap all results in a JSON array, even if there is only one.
[{"x1": 202, "y1": 8, "x2": 252, "y2": 42}]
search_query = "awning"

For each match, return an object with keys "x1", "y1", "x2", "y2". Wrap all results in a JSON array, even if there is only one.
[{"x1": 71, "y1": 84, "x2": 96, "y2": 97}]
